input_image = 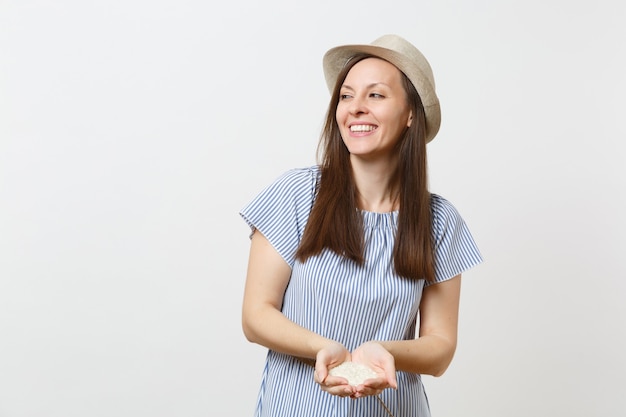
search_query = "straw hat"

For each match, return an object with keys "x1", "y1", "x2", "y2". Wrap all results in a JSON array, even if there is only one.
[{"x1": 323, "y1": 34, "x2": 441, "y2": 143}]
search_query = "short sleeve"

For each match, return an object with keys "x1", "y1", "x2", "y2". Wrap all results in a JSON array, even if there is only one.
[
  {"x1": 239, "y1": 167, "x2": 319, "y2": 268},
  {"x1": 429, "y1": 194, "x2": 483, "y2": 284}
]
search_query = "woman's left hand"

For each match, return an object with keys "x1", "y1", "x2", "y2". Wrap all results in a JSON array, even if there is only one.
[{"x1": 350, "y1": 341, "x2": 398, "y2": 398}]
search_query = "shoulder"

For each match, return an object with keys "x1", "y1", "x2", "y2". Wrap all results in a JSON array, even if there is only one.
[
  {"x1": 430, "y1": 193, "x2": 462, "y2": 223},
  {"x1": 428, "y1": 193, "x2": 483, "y2": 280},
  {"x1": 245, "y1": 165, "x2": 319, "y2": 209},
  {"x1": 275, "y1": 165, "x2": 320, "y2": 185},
  {"x1": 430, "y1": 193, "x2": 468, "y2": 243},
  {"x1": 266, "y1": 165, "x2": 319, "y2": 198}
]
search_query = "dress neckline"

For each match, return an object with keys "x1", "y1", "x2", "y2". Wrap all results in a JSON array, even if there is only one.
[{"x1": 359, "y1": 209, "x2": 398, "y2": 227}]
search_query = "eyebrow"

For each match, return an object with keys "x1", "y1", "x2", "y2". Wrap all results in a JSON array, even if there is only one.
[{"x1": 341, "y1": 82, "x2": 391, "y2": 90}]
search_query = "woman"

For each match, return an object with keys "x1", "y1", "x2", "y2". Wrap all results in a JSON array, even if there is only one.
[{"x1": 240, "y1": 34, "x2": 482, "y2": 417}]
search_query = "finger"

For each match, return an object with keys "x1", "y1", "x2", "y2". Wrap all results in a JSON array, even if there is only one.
[
  {"x1": 314, "y1": 364, "x2": 328, "y2": 385},
  {"x1": 353, "y1": 386, "x2": 382, "y2": 398},
  {"x1": 322, "y1": 385, "x2": 355, "y2": 397},
  {"x1": 382, "y1": 361, "x2": 398, "y2": 389},
  {"x1": 314, "y1": 370, "x2": 329, "y2": 386}
]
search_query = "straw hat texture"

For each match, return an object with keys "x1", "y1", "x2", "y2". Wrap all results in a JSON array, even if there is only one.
[{"x1": 323, "y1": 34, "x2": 441, "y2": 143}]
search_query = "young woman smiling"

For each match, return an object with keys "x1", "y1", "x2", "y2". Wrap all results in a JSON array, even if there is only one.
[{"x1": 240, "y1": 34, "x2": 483, "y2": 417}]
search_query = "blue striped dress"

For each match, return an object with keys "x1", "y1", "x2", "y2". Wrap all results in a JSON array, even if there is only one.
[{"x1": 240, "y1": 166, "x2": 483, "y2": 417}]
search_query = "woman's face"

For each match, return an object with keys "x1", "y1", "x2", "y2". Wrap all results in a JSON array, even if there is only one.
[{"x1": 336, "y1": 58, "x2": 412, "y2": 162}]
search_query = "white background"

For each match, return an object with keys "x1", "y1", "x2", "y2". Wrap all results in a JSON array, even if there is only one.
[{"x1": 1, "y1": 1, "x2": 625, "y2": 416}]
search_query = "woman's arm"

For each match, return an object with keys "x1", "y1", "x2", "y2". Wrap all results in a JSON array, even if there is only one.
[
  {"x1": 241, "y1": 230, "x2": 343, "y2": 361},
  {"x1": 378, "y1": 275, "x2": 462, "y2": 377}
]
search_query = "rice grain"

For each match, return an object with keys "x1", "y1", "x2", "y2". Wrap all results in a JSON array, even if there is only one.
[{"x1": 328, "y1": 362, "x2": 378, "y2": 386}]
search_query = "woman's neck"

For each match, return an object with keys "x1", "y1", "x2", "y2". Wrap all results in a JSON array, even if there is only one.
[{"x1": 351, "y1": 157, "x2": 399, "y2": 212}]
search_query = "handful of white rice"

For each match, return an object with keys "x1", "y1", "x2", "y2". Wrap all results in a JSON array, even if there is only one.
[{"x1": 328, "y1": 362, "x2": 378, "y2": 386}]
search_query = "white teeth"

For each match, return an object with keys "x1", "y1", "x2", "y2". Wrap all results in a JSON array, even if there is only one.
[{"x1": 350, "y1": 125, "x2": 375, "y2": 132}]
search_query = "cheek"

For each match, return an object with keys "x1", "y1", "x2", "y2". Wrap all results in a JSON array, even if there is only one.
[
  {"x1": 391, "y1": 110, "x2": 411, "y2": 130},
  {"x1": 335, "y1": 105, "x2": 346, "y2": 124}
]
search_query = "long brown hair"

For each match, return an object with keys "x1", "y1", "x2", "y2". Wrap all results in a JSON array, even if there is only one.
[{"x1": 295, "y1": 54, "x2": 435, "y2": 282}]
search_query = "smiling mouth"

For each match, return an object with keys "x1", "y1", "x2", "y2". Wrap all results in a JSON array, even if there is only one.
[{"x1": 350, "y1": 124, "x2": 377, "y2": 132}]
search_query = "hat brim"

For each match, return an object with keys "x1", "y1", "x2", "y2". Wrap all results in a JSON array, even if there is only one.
[{"x1": 323, "y1": 44, "x2": 441, "y2": 143}]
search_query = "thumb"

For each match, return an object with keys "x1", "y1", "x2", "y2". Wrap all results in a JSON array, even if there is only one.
[
  {"x1": 387, "y1": 369, "x2": 398, "y2": 389},
  {"x1": 382, "y1": 356, "x2": 397, "y2": 389},
  {"x1": 315, "y1": 365, "x2": 328, "y2": 384},
  {"x1": 385, "y1": 361, "x2": 398, "y2": 389}
]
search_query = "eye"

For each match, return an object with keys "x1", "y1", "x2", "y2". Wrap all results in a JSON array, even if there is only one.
[
  {"x1": 339, "y1": 93, "x2": 352, "y2": 100},
  {"x1": 370, "y1": 93, "x2": 385, "y2": 99}
]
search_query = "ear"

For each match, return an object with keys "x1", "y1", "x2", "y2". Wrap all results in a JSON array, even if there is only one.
[{"x1": 407, "y1": 111, "x2": 413, "y2": 127}]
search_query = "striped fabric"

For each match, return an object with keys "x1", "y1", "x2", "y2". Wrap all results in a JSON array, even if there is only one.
[{"x1": 240, "y1": 166, "x2": 483, "y2": 417}]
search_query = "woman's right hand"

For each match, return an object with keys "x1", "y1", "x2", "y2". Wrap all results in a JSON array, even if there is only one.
[{"x1": 314, "y1": 342, "x2": 355, "y2": 397}]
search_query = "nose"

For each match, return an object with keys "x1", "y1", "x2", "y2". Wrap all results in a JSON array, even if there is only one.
[{"x1": 348, "y1": 95, "x2": 368, "y2": 115}]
